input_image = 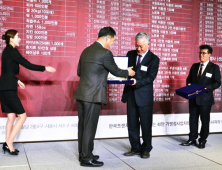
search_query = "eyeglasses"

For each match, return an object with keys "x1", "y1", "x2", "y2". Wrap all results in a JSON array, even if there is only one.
[{"x1": 198, "y1": 52, "x2": 209, "y2": 55}]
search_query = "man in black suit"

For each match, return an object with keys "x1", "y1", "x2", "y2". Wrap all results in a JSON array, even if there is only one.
[
  {"x1": 74, "y1": 27, "x2": 135, "y2": 167},
  {"x1": 181, "y1": 45, "x2": 221, "y2": 149},
  {"x1": 121, "y1": 32, "x2": 159, "y2": 158}
]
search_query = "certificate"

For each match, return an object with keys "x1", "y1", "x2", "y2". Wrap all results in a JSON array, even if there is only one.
[{"x1": 107, "y1": 56, "x2": 133, "y2": 84}]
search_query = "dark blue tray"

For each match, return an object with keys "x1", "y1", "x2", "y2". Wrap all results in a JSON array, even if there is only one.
[
  {"x1": 107, "y1": 80, "x2": 134, "y2": 84},
  {"x1": 176, "y1": 84, "x2": 206, "y2": 99}
]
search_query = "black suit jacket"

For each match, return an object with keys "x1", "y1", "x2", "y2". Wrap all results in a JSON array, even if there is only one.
[
  {"x1": 0, "y1": 44, "x2": 45, "y2": 91},
  {"x1": 186, "y1": 61, "x2": 221, "y2": 106},
  {"x1": 121, "y1": 50, "x2": 160, "y2": 107},
  {"x1": 74, "y1": 42, "x2": 128, "y2": 105}
]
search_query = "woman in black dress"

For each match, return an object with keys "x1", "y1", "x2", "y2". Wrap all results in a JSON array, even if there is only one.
[{"x1": 0, "y1": 29, "x2": 56, "y2": 155}]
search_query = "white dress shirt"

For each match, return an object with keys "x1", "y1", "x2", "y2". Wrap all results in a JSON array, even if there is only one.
[
  {"x1": 136, "y1": 50, "x2": 149, "y2": 65},
  {"x1": 197, "y1": 60, "x2": 209, "y2": 76}
]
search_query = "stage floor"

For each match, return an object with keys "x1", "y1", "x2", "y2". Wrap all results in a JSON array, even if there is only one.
[{"x1": 1, "y1": 133, "x2": 222, "y2": 170}]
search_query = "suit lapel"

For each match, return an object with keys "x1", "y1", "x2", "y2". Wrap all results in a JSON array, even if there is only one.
[
  {"x1": 199, "y1": 62, "x2": 212, "y2": 82},
  {"x1": 194, "y1": 64, "x2": 199, "y2": 83},
  {"x1": 132, "y1": 52, "x2": 137, "y2": 71},
  {"x1": 132, "y1": 50, "x2": 153, "y2": 72},
  {"x1": 140, "y1": 51, "x2": 153, "y2": 67},
  {"x1": 134, "y1": 51, "x2": 152, "y2": 76}
]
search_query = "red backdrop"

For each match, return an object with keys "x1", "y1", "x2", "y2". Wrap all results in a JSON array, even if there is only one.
[{"x1": 0, "y1": 0, "x2": 222, "y2": 117}]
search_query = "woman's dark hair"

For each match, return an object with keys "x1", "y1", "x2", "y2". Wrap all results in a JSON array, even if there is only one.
[{"x1": 2, "y1": 29, "x2": 18, "y2": 45}]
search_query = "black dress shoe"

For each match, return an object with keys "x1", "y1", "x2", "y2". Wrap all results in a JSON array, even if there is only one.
[
  {"x1": 80, "y1": 159, "x2": 104, "y2": 167},
  {"x1": 2, "y1": 143, "x2": 18, "y2": 155},
  {"x1": 79, "y1": 155, "x2": 99, "y2": 161},
  {"x1": 124, "y1": 151, "x2": 140, "y2": 156},
  {"x1": 141, "y1": 152, "x2": 150, "y2": 158},
  {"x1": 3, "y1": 143, "x2": 19, "y2": 153},
  {"x1": 198, "y1": 142, "x2": 205, "y2": 149},
  {"x1": 180, "y1": 140, "x2": 196, "y2": 146}
]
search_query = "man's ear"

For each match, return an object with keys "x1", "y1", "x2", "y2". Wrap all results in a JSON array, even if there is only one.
[
  {"x1": 106, "y1": 35, "x2": 111, "y2": 42},
  {"x1": 9, "y1": 37, "x2": 13, "y2": 43}
]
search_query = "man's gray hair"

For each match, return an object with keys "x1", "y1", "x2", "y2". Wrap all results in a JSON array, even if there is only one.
[{"x1": 135, "y1": 32, "x2": 150, "y2": 44}]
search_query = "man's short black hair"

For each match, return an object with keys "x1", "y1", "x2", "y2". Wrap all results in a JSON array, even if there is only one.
[
  {"x1": 200, "y1": 44, "x2": 213, "y2": 54},
  {"x1": 98, "y1": 27, "x2": 116, "y2": 38}
]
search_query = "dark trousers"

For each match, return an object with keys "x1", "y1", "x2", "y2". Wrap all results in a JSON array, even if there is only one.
[
  {"x1": 77, "y1": 100, "x2": 101, "y2": 161},
  {"x1": 189, "y1": 103, "x2": 212, "y2": 144},
  {"x1": 126, "y1": 91, "x2": 153, "y2": 152}
]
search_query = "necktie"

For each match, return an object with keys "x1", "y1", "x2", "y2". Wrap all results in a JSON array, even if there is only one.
[
  {"x1": 198, "y1": 64, "x2": 204, "y2": 80},
  {"x1": 136, "y1": 55, "x2": 142, "y2": 70}
]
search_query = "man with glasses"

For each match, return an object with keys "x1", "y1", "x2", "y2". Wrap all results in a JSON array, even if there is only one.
[{"x1": 181, "y1": 44, "x2": 221, "y2": 148}]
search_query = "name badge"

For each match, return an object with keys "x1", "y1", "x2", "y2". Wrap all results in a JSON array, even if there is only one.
[
  {"x1": 141, "y1": 65, "x2": 147, "y2": 71},
  {"x1": 206, "y1": 73, "x2": 212, "y2": 78}
]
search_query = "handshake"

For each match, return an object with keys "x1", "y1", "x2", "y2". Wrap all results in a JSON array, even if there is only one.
[
  {"x1": 127, "y1": 66, "x2": 136, "y2": 85},
  {"x1": 127, "y1": 66, "x2": 135, "y2": 76}
]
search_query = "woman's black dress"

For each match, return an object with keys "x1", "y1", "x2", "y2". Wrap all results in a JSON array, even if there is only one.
[{"x1": 0, "y1": 44, "x2": 45, "y2": 114}]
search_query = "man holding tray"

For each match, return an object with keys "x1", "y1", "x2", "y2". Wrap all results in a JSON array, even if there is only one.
[{"x1": 181, "y1": 45, "x2": 221, "y2": 148}]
